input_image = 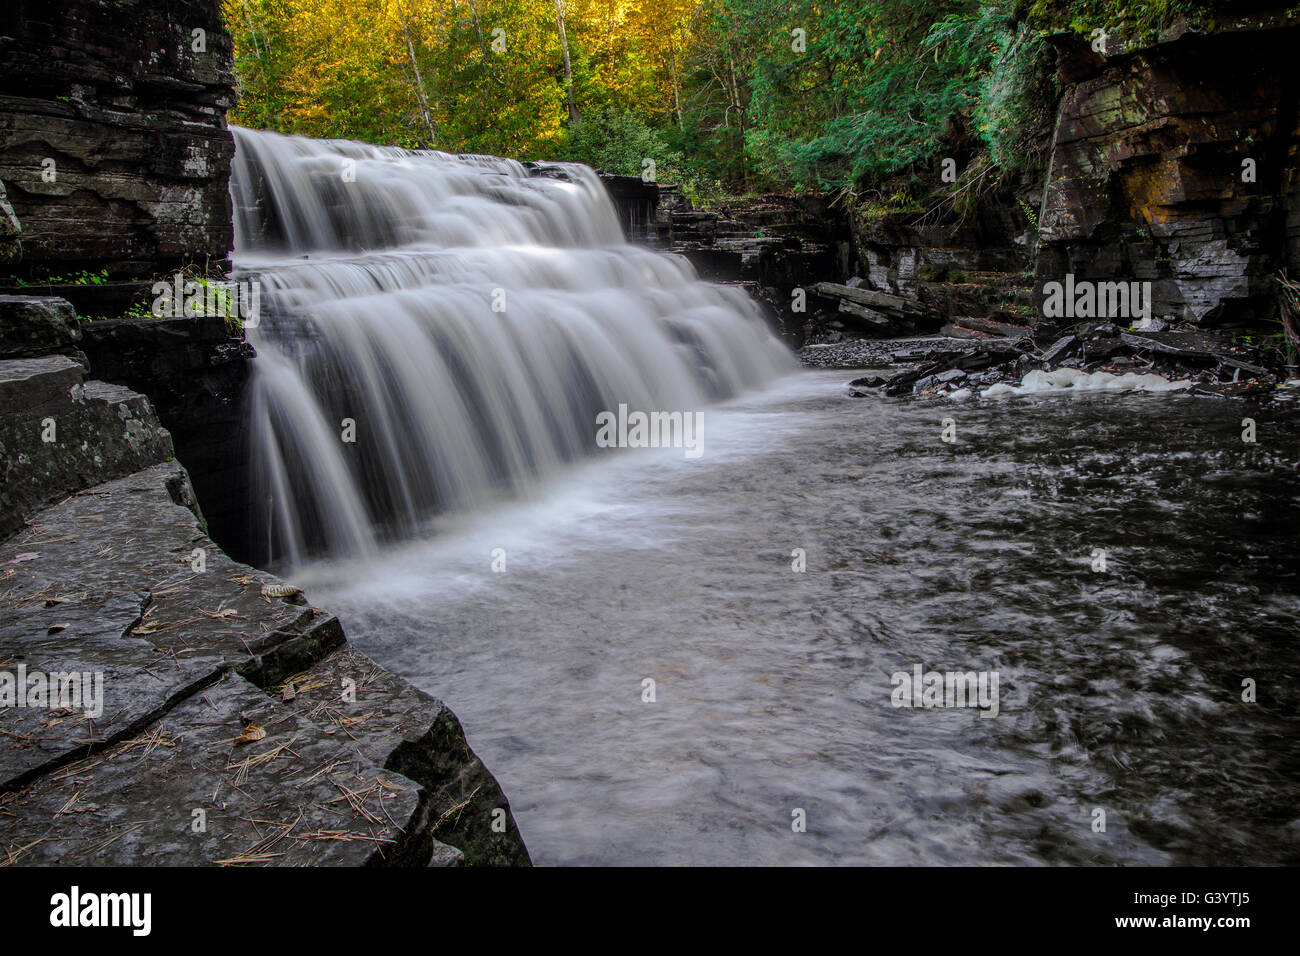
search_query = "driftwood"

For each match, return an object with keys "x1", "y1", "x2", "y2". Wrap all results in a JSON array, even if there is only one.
[
  {"x1": 1121, "y1": 331, "x2": 1270, "y2": 378},
  {"x1": 836, "y1": 300, "x2": 894, "y2": 329},
  {"x1": 811, "y1": 282, "x2": 930, "y2": 317}
]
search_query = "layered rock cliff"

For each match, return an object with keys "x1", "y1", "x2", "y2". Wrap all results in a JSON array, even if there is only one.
[
  {"x1": 0, "y1": 0, "x2": 236, "y2": 279},
  {"x1": 1035, "y1": 18, "x2": 1300, "y2": 326},
  {"x1": 0, "y1": 1, "x2": 531, "y2": 867}
]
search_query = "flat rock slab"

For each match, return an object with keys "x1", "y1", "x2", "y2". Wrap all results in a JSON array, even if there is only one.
[
  {"x1": 275, "y1": 647, "x2": 530, "y2": 867},
  {"x1": 0, "y1": 356, "x2": 174, "y2": 539},
  {"x1": 0, "y1": 672, "x2": 438, "y2": 866},
  {"x1": 1, "y1": 464, "x2": 340, "y2": 788},
  {"x1": 1, "y1": 463, "x2": 530, "y2": 865}
]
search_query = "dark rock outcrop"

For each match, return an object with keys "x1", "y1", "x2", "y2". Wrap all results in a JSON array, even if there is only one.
[
  {"x1": 0, "y1": 294, "x2": 82, "y2": 359},
  {"x1": 599, "y1": 173, "x2": 660, "y2": 243},
  {"x1": 0, "y1": 353, "x2": 173, "y2": 540},
  {"x1": 1036, "y1": 19, "x2": 1300, "y2": 326},
  {"x1": 0, "y1": 178, "x2": 19, "y2": 264},
  {"x1": 647, "y1": 192, "x2": 850, "y2": 341},
  {"x1": 78, "y1": 313, "x2": 255, "y2": 562},
  {"x1": 0, "y1": 0, "x2": 236, "y2": 280},
  {"x1": 833, "y1": 180, "x2": 1039, "y2": 344}
]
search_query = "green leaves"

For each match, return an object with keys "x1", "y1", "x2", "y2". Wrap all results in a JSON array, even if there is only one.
[{"x1": 217, "y1": 0, "x2": 1161, "y2": 199}]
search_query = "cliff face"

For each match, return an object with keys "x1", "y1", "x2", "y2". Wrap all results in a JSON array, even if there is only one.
[
  {"x1": 0, "y1": 0, "x2": 236, "y2": 279},
  {"x1": 1036, "y1": 21, "x2": 1300, "y2": 326}
]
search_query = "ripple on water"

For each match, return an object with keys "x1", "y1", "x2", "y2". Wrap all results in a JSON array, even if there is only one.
[{"x1": 304, "y1": 372, "x2": 1300, "y2": 865}]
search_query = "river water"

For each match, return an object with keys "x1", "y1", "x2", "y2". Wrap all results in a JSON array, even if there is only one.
[{"x1": 299, "y1": 373, "x2": 1300, "y2": 866}]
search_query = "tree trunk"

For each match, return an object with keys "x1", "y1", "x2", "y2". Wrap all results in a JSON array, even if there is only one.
[
  {"x1": 555, "y1": 0, "x2": 580, "y2": 123},
  {"x1": 394, "y1": 0, "x2": 439, "y2": 144},
  {"x1": 668, "y1": 36, "x2": 683, "y2": 130},
  {"x1": 725, "y1": 44, "x2": 747, "y2": 188}
]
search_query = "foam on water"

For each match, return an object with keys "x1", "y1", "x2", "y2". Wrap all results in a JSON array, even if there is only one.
[{"x1": 980, "y1": 367, "x2": 1191, "y2": 399}]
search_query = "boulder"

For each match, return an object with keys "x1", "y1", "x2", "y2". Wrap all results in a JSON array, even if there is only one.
[{"x1": 0, "y1": 295, "x2": 81, "y2": 359}]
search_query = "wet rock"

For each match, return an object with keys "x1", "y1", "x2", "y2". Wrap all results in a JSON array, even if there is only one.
[
  {"x1": 276, "y1": 647, "x2": 531, "y2": 867},
  {"x1": 964, "y1": 368, "x2": 1007, "y2": 389},
  {"x1": 0, "y1": 0, "x2": 236, "y2": 279},
  {"x1": 595, "y1": 173, "x2": 659, "y2": 243},
  {"x1": 0, "y1": 355, "x2": 174, "y2": 539},
  {"x1": 0, "y1": 671, "x2": 435, "y2": 866},
  {"x1": 913, "y1": 368, "x2": 967, "y2": 393},
  {"x1": 849, "y1": 374, "x2": 887, "y2": 388},
  {"x1": 0, "y1": 462, "x2": 531, "y2": 866},
  {"x1": 1039, "y1": 335, "x2": 1078, "y2": 365},
  {"x1": 0, "y1": 295, "x2": 82, "y2": 360}
]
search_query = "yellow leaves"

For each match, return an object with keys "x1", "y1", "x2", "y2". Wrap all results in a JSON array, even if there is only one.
[{"x1": 224, "y1": 0, "x2": 711, "y2": 155}]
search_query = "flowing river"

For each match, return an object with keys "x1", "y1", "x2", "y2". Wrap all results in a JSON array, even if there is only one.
[
  {"x1": 230, "y1": 127, "x2": 1300, "y2": 866},
  {"x1": 298, "y1": 377, "x2": 1300, "y2": 865}
]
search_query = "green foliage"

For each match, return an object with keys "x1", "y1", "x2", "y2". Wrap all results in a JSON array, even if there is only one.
[
  {"x1": 976, "y1": 16, "x2": 1058, "y2": 174},
  {"x1": 13, "y1": 268, "x2": 110, "y2": 287},
  {"x1": 563, "y1": 107, "x2": 695, "y2": 192},
  {"x1": 221, "y1": 0, "x2": 1265, "y2": 202},
  {"x1": 694, "y1": 0, "x2": 1017, "y2": 191},
  {"x1": 1022, "y1": 0, "x2": 1212, "y2": 43}
]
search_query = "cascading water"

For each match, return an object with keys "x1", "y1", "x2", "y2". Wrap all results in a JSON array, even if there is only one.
[{"x1": 230, "y1": 127, "x2": 794, "y2": 569}]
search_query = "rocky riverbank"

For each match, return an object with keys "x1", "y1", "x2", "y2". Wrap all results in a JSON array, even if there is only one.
[
  {"x1": 804, "y1": 320, "x2": 1298, "y2": 403},
  {"x1": 0, "y1": 294, "x2": 531, "y2": 866}
]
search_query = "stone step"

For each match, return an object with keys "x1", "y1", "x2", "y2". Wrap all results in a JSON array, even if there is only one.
[
  {"x1": 0, "y1": 462, "x2": 530, "y2": 866},
  {"x1": 272, "y1": 647, "x2": 530, "y2": 866},
  {"x1": 0, "y1": 354, "x2": 85, "y2": 406},
  {"x1": 0, "y1": 295, "x2": 82, "y2": 359},
  {"x1": 0, "y1": 667, "x2": 436, "y2": 866},
  {"x1": 0, "y1": 354, "x2": 174, "y2": 540}
]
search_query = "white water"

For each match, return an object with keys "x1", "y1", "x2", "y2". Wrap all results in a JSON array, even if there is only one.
[{"x1": 229, "y1": 126, "x2": 793, "y2": 567}]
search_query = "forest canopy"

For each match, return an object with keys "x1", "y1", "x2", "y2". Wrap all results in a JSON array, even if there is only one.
[{"x1": 221, "y1": 0, "x2": 1245, "y2": 197}]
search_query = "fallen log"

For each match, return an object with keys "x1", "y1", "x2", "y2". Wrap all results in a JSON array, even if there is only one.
[
  {"x1": 949, "y1": 315, "x2": 1034, "y2": 339},
  {"x1": 1121, "y1": 331, "x2": 1271, "y2": 378},
  {"x1": 811, "y1": 282, "x2": 929, "y2": 317},
  {"x1": 836, "y1": 300, "x2": 895, "y2": 330}
]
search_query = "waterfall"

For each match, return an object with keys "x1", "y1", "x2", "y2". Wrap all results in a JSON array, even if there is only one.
[{"x1": 230, "y1": 126, "x2": 793, "y2": 569}]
